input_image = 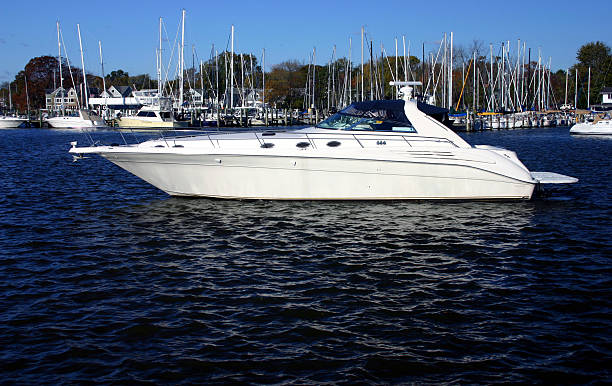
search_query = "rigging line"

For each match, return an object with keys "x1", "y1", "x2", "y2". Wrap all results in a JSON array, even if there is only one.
[
  {"x1": 425, "y1": 39, "x2": 444, "y2": 96},
  {"x1": 381, "y1": 47, "x2": 396, "y2": 83},
  {"x1": 455, "y1": 58, "x2": 473, "y2": 111},
  {"x1": 59, "y1": 28, "x2": 80, "y2": 109},
  {"x1": 162, "y1": 17, "x2": 180, "y2": 95}
]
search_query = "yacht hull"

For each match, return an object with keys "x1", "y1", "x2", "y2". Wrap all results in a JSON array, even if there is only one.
[{"x1": 101, "y1": 152, "x2": 535, "y2": 200}]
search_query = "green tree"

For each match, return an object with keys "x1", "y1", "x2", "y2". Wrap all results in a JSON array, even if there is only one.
[
  {"x1": 106, "y1": 69, "x2": 130, "y2": 86},
  {"x1": 572, "y1": 41, "x2": 612, "y2": 108}
]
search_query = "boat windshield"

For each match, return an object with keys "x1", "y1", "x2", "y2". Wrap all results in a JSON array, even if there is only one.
[{"x1": 316, "y1": 100, "x2": 415, "y2": 132}]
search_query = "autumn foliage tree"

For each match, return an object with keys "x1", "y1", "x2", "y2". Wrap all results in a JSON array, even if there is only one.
[{"x1": 3, "y1": 55, "x2": 104, "y2": 112}]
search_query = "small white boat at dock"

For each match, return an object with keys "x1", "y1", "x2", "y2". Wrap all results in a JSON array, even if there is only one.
[
  {"x1": 0, "y1": 115, "x2": 28, "y2": 128},
  {"x1": 46, "y1": 109, "x2": 105, "y2": 129}
]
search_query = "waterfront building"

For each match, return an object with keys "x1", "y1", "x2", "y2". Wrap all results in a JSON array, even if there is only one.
[
  {"x1": 45, "y1": 87, "x2": 78, "y2": 113},
  {"x1": 592, "y1": 87, "x2": 612, "y2": 112}
]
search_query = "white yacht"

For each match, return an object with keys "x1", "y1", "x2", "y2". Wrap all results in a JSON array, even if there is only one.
[
  {"x1": 69, "y1": 83, "x2": 577, "y2": 200},
  {"x1": 116, "y1": 105, "x2": 189, "y2": 129},
  {"x1": 46, "y1": 109, "x2": 105, "y2": 129},
  {"x1": 570, "y1": 118, "x2": 612, "y2": 135},
  {"x1": 0, "y1": 115, "x2": 27, "y2": 128}
]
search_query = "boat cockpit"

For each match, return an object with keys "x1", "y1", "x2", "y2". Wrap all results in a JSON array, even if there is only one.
[{"x1": 316, "y1": 100, "x2": 448, "y2": 133}]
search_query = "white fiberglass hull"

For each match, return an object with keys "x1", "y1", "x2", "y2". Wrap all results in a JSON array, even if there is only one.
[
  {"x1": 46, "y1": 116, "x2": 105, "y2": 128},
  {"x1": 98, "y1": 151, "x2": 535, "y2": 200},
  {"x1": 570, "y1": 121, "x2": 612, "y2": 135},
  {"x1": 0, "y1": 117, "x2": 27, "y2": 128}
]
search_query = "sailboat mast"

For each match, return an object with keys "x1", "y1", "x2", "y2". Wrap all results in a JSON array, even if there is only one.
[
  {"x1": 472, "y1": 51, "x2": 476, "y2": 112},
  {"x1": 56, "y1": 21, "x2": 64, "y2": 114},
  {"x1": 200, "y1": 59, "x2": 204, "y2": 106},
  {"x1": 332, "y1": 45, "x2": 336, "y2": 107},
  {"x1": 449, "y1": 31, "x2": 453, "y2": 110},
  {"x1": 77, "y1": 23, "x2": 88, "y2": 110},
  {"x1": 158, "y1": 17, "x2": 162, "y2": 97},
  {"x1": 587, "y1": 67, "x2": 591, "y2": 109},
  {"x1": 501, "y1": 42, "x2": 505, "y2": 110},
  {"x1": 25, "y1": 73, "x2": 30, "y2": 117},
  {"x1": 395, "y1": 37, "x2": 398, "y2": 91},
  {"x1": 99, "y1": 40, "x2": 107, "y2": 116},
  {"x1": 564, "y1": 68, "x2": 568, "y2": 106},
  {"x1": 361, "y1": 26, "x2": 364, "y2": 101},
  {"x1": 215, "y1": 47, "x2": 219, "y2": 108},
  {"x1": 230, "y1": 25, "x2": 234, "y2": 109},
  {"x1": 490, "y1": 43, "x2": 493, "y2": 111},
  {"x1": 312, "y1": 47, "x2": 316, "y2": 108},
  {"x1": 179, "y1": 9, "x2": 185, "y2": 110},
  {"x1": 348, "y1": 37, "x2": 352, "y2": 104},
  {"x1": 403, "y1": 35, "x2": 407, "y2": 81},
  {"x1": 240, "y1": 53, "x2": 244, "y2": 106},
  {"x1": 521, "y1": 42, "x2": 526, "y2": 108},
  {"x1": 369, "y1": 41, "x2": 373, "y2": 100},
  {"x1": 262, "y1": 48, "x2": 265, "y2": 111},
  {"x1": 574, "y1": 69, "x2": 578, "y2": 109}
]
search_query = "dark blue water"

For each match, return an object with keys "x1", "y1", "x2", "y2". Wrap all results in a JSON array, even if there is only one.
[{"x1": 1, "y1": 127, "x2": 610, "y2": 383}]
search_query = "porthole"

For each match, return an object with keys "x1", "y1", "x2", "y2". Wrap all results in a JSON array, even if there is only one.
[
  {"x1": 296, "y1": 142, "x2": 310, "y2": 148},
  {"x1": 262, "y1": 132, "x2": 276, "y2": 136},
  {"x1": 327, "y1": 141, "x2": 341, "y2": 147},
  {"x1": 261, "y1": 142, "x2": 275, "y2": 148}
]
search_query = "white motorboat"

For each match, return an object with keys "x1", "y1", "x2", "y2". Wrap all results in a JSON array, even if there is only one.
[
  {"x1": 0, "y1": 115, "x2": 27, "y2": 128},
  {"x1": 570, "y1": 118, "x2": 612, "y2": 135},
  {"x1": 46, "y1": 109, "x2": 105, "y2": 128},
  {"x1": 69, "y1": 83, "x2": 577, "y2": 200},
  {"x1": 116, "y1": 105, "x2": 189, "y2": 129}
]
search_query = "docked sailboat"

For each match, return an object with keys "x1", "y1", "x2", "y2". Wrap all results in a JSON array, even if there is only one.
[
  {"x1": 69, "y1": 82, "x2": 577, "y2": 200},
  {"x1": 47, "y1": 22, "x2": 106, "y2": 129}
]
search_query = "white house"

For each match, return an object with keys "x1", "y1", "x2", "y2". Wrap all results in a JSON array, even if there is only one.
[
  {"x1": 601, "y1": 87, "x2": 612, "y2": 104},
  {"x1": 593, "y1": 87, "x2": 612, "y2": 111}
]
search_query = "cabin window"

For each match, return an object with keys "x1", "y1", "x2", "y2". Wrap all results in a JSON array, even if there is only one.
[
  {"x1": 317, "y1": 112, "x2": 415, "y2": 132},
  {"x1": 316, "y1": 101, "x2": 417, "y2": 132}
]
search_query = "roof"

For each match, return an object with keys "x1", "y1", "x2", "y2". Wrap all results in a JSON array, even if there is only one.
[
  {"x1": 109, "y1": 85, "x2": 132, "y2": 97},
  {"x1": 45, "y1": 87, "x2": 74, "y2": 96},
  {"x1": 601, "y1": 87, "x2": 612, "y2": 93}
]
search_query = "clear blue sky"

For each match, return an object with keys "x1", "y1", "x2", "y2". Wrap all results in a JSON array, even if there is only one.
[{"x1": 1, "y1": 0, "x2": 610, "y2": 83}]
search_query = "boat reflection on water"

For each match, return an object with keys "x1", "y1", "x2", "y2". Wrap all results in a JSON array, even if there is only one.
[{"x1": 108, "y1": 195, "x2": 535, "y2": 264}]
